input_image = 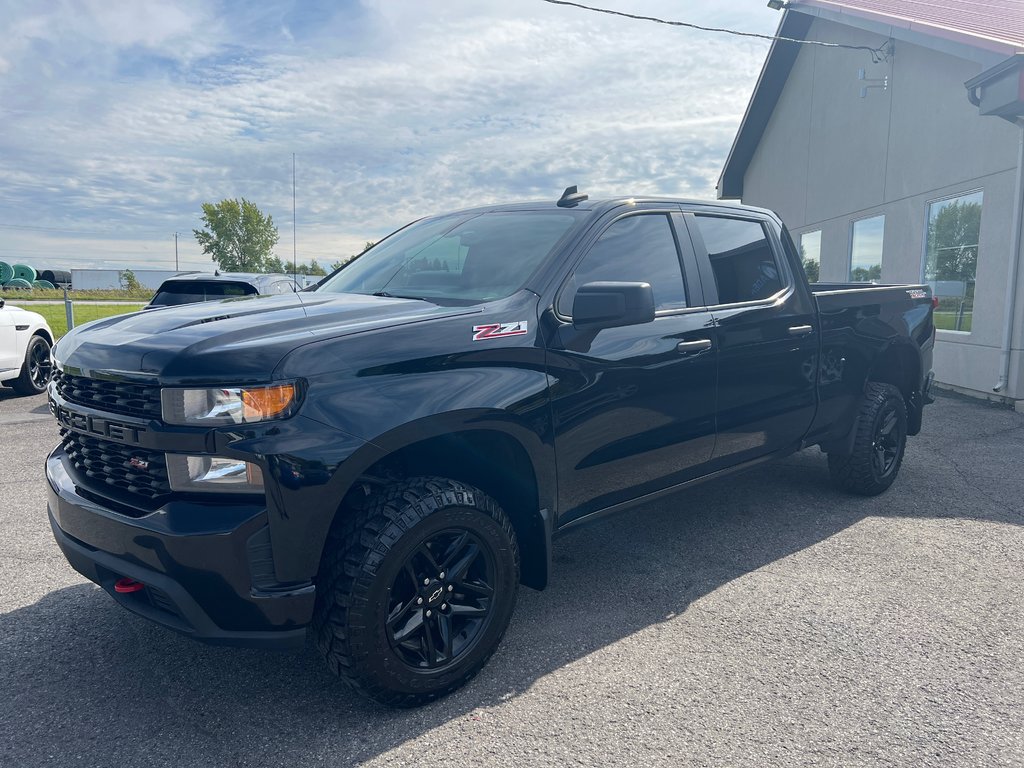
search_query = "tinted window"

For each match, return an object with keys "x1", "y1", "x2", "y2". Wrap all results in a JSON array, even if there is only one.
[
  {"x1": 319, "y1": 211, "x2": 582, "y2": 304},
  {"x1": 150, "y1": 281, "x2": 258, "y2": 306},
  {"x1": 558, "y1": 214, "x2": 686, "y2": 315},
  {"x1": 694, "y1": 216, "x2": 782, "y2": 304}
]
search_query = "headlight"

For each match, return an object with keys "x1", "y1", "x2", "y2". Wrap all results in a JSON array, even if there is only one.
[
  {"x1": 161, "y1": 382, "x2": 299, "y2": 426},
  {"x1": 167, "y1": 454, "x2": 265, "y2": 494}
]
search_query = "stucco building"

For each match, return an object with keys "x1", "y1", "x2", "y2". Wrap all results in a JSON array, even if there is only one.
[{"x1": 719, "y1": 0, "x2": 1024, "y2": 404}]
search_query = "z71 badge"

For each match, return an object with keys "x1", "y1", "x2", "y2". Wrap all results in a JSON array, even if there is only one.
[{"x1": 472, "y1": 321, "x2": 528, "y2": 341}]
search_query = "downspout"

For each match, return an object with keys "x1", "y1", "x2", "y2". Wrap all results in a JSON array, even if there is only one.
[{"x1": 994, "y1": 118, "x2": 1024, "y2": 393}]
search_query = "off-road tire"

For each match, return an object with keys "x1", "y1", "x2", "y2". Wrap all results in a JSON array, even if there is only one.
[
  {"x1": 10, "y1": 334, "x2": 52, "y2": 396},
  {"x1": 313, "y1": 476, "x2": 520, "y2": 707},
  {"x1": 828, "y1": 382, "x2": 907, "y2": 496}
]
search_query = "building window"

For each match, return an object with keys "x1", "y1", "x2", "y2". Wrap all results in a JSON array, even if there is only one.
[
  {"x1": 924, "y1": 190, "x2": 982, "y2": 333},
  {"x1": 800, "y1": 230, "x2": 821, "y2": 282},
  {"x1": 850, "y1": 215, "x2": 884, "y2": 281}
]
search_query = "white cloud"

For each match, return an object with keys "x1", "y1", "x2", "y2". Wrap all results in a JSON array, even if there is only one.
[{"x1": 0, "y1": 0, "x2": 780, "y2": 269}]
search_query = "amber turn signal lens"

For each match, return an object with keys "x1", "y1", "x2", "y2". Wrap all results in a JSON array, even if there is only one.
[{"x1": 242, "y1": 384, "x2": 296, "y2": 420}]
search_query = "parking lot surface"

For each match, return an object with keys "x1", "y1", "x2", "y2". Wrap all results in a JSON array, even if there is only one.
[{"x1": 1, "y1": 388, "x2": 1022, "y2": 767}]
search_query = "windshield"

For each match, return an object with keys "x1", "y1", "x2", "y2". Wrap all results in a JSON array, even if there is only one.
[
  {"x1": 317, "y1": 210, "x2": 582, "y2": 303},
  {"x1": 150, "y1": 281, "x2": 258, "y2": 307}
]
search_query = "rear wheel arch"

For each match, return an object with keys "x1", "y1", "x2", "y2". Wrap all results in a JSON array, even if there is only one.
[{"x1": 866, "y1": 342, "x2": 922, "y2": 434}]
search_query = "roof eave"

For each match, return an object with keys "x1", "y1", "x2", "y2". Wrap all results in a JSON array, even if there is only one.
[{"x1": 718, "y1": 11, "x2": 813, "y2": 199}]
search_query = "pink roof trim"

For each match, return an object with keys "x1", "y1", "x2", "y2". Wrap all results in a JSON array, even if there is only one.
[{"x1": 792, "y1": 0, "x2": 1024, "y2": 54}]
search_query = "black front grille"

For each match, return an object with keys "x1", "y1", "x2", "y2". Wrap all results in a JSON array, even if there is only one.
[
  {"x1": 60, "y1": 428, "x2": 170, "y2": 501},
  {"x1": 54, "y1": 370, "x2": 161, "y2": 420}
]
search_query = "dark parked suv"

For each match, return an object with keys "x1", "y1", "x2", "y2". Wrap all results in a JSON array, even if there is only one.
[
  {"x1": 147, "y1": 272, "x2": 300, "y2": 308},
  {"x1": 46, "y1": 189, "x2": 935, "y2": 706}
]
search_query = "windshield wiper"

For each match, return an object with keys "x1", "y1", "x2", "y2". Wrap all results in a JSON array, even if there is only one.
[{"x1": 371, "y1": 291, "x2": 434, "y2": 303}]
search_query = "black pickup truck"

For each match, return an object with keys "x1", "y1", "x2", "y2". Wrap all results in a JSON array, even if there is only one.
[{"x1": 46, "y1": 189, "x2": 935, "y2": 706}]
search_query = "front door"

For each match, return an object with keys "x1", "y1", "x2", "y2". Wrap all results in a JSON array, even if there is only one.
[{"x1": 545, "y1": 210, "x2": 718, "y2": 524}]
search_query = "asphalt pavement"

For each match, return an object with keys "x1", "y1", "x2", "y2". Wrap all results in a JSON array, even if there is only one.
[{"x1": 1, "y1": 388, "x2": 1021, "y2": 767}]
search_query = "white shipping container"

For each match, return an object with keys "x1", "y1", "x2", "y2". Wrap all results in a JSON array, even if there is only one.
[{"x1": 71, "y1": 269, "x2": 197, "y2": 291}]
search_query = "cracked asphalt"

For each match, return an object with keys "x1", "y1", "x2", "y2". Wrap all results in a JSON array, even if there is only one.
[{"x1": 1, "y1": 388, "x2": 1022, "y2": 767}]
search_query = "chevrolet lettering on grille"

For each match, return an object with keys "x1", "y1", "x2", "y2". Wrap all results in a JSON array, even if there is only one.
[{"x1": 52, "y1": 403, "x2": 146, "y2": 445}]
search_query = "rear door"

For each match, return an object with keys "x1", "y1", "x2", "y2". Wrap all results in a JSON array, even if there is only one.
[
  {"x1": 684, "y1": 211, "x2": 818, "y2": 463},
  {"x1": 545, "y1": 209, "x2": 718, "y2": 524}
]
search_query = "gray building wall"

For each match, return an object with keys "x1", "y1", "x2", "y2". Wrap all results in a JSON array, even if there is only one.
[{"x1": 739, "y1": 17, "x2": 1024, "y2": 401}]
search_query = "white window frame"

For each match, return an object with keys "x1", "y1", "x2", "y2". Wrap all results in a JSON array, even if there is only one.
[{"x1": 921, "y1": 188, "x2": 983, "y2": 336}]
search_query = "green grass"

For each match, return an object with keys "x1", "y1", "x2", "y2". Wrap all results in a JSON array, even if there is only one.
[
  {"x1": 0, "y1": 287, "x2": 154, "y2": 301},
  {"x1": 933, "y1": 311, "x2": 972, "y2": 333},
  {"x1": 29, "y1": 303, "x2": 147, "y2": 339}
]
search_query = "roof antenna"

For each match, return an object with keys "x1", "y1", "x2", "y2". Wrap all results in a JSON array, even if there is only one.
[{"x1": 557, "y1": 185, "x2": 588, "y2": 208}]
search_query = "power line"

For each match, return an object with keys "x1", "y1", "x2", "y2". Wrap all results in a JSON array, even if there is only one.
[
  {"x1": 538, "y1": 0, "x2": 892, "y2": 62},
  {"x1": 0, "y1": 222, "x2": 168, "y2": 237}
]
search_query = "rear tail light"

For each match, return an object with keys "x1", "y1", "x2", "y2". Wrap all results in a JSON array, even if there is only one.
[{"x1": 931, "y1": 297, "x2": 939, "y2": 309}]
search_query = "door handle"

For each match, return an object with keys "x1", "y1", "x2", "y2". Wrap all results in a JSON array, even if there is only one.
[
  {"x1": 677, "y1": 339, "x2": 713, "y2": 353},
  {"x1": 788, "y1": 325, "x2": 814, "y2": 336}
]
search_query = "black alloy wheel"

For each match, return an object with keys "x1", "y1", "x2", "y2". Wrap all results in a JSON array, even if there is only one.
[
  {"x1": 871, "y1": 405, "x2": 903, "y2": 480},
  {"x1": 828, "y1": 382, "x2": 908, "y2": 496},
  {"x1": 313, "y1": 477, "x2": 520, "y2": 707},
  {"x1": 11, "y1": 335, "x2": 52, "y2": 396},
  {"x1": 386, "y1": 528, "x2": 496, "y2": 670}
]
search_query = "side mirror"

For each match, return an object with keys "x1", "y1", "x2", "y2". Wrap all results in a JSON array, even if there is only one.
[{"x1": 572, "y1": 281, "x2": 655, "y2": 330}]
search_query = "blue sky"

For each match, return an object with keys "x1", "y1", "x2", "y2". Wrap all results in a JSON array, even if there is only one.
[{"x1": 0, "y1": 0, "x2": 781, "y2": 272}]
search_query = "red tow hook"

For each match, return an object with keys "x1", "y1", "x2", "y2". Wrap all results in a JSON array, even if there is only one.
[{"x1": 114, "y1": 577, "x2": 145, "y2": 594}]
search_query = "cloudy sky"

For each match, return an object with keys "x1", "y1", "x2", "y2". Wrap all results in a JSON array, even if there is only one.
[{"x1": 0, "y1": 0, "x2": 781, "y2": 272}]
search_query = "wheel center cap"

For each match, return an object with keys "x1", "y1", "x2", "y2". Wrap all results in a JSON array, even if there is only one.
[{"x1": 425, "y1": 582, "x2": 445, "y2": 606}]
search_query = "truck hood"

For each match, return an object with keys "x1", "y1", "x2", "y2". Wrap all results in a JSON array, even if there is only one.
[{"x1": 54, "y1": 292, "x2": 477, "y2": 383}]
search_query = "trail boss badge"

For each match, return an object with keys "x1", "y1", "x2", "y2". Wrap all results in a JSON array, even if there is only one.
[{"x1": 472, "y1": 321, "x2": 528, "y2": 341}]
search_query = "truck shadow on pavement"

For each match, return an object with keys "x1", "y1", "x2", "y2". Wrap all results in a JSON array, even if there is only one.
[{"x1": 1, "y1": 396, "x2": 1021, "y2": 766}]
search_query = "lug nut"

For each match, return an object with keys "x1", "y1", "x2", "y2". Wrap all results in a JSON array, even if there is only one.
[
  {"x1": 439, "y1": 572, "x2": 445, "y2": 579},
  {"x1": 426, "y1": 610, "x2": 432, "y2": 617},
  {"x1": 448, "y1": 585, "x2": 454, "y2": 591},
  {"x1": 423, "y1": 578, "x2": 430, "y2": 585},
  {"x1": 441, "y1": 603, "x2": 447, "y2": 610},
  {"x1": 417, "y1": 597, "x2": 424, "y2": 605}
]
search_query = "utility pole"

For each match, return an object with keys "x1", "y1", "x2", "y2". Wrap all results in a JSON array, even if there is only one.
[
  {"x1": 174, "y1": 232, "x2": 179, "y2": 271},
  {"x1": 292, "y1": 153, "x2": 297, "y2": 280}
]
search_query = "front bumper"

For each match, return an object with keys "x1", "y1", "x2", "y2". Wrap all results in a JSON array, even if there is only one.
[{"x1": 46, "y1": 450, "x2": 313, "y2": 649}]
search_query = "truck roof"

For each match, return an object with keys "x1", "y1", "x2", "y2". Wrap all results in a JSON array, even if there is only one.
[{"x1": 433, "y1": 196, "x2": 779, "y2": 220}]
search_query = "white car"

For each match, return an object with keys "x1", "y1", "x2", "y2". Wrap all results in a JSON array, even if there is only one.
[{"x1": 0, "y1": 298, "x2": 53, "y2": 396}]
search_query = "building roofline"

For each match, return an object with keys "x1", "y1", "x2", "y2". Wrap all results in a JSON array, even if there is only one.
[
  {"x1": 717, "y1": 11, "x2": 812, "y2": 199},
  {"x1": 792, "y1": 0, "x2": 1023, "y2": 59},
  {"x1": 717, "y1": 2, "x2": 1013, "y2": 200}
]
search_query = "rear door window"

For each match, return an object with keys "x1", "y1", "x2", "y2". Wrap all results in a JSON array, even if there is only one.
[
  {"x1": 150, "y1": 281, "x2": 258, "y2": 306},
  {"x1": 692, "y1": 216, "x2": 783, "y2": 304}
]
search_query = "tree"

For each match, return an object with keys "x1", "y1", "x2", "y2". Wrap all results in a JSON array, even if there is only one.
[
  {"x1": 799, "y1": 244, "x2": 819, "y2": 282},
  {"x1": 119, "y1": 269, "x2": 142, "y2": 292},
  {"x1": 331, "y1": 241, "x2": 376, "y2": 272},
  {"x1": 193, "y1": 198, "x2": 280, "y2": 272},
  {"x1": 926, "y1": 200, "x2": 981, "y2": 283},
  {"x1": 851, "y1": 264, "x2": 882, "y2": 282}
]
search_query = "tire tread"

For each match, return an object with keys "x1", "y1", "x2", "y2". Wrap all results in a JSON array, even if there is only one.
[{"x1": 312, "y1": 475, "x2": 519, "y2": 707}]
